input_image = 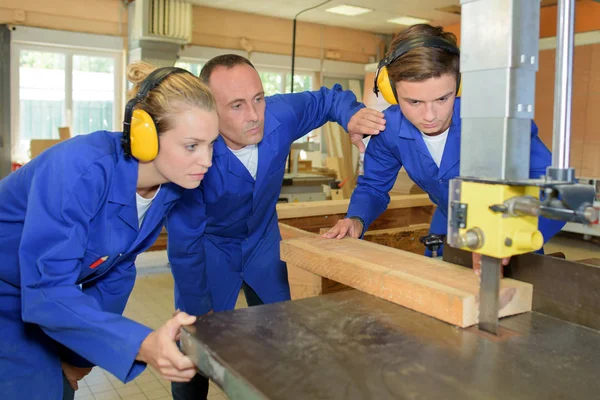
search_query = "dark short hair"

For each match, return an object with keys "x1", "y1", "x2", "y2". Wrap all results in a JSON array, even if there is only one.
[
  {"x1": 387, "y1": 24, "x2": 459, "y2": 84},
  {"x1": 199, "y1": 54, "x2": 256, "y2": 83}
]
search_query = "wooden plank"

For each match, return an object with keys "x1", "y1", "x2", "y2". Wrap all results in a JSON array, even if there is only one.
[
  {"x1": 279, "y1": 223, "x2": 315, "y2": 240},
  {"x1": 149, "y1": 229, "x2": 167, "y2": 251},
  {"x1": 578, "y1": 258, "x2": 600, "y2": 267},
  {"x1": 297, "y1": 160, "x2": 312, "y2": 172},
  {"x1": 280, "y1": 206, "x2": 433, "y2": 234},
  {"x1": 280, "y1": 223, "x2": 354, "y2": 299},
  {"x1": 363, "y1": 224, "x2": 430, "y2": 254},
  {"x1": 444, "y1": 246, "x2": 600, "y2": 331},
  {"x1": 325, "y1": 156, "x2": 343, "y2": 180},
  {"x1": 30, "y1": 139, "x2": 62, "y2": 158},
  {"x1": 279, "y1": 224, "x2": 323, "y2": 300},
  {"x1": 315, "y1": 224, "x2": 432, "y2": 297},
  {"x1": 58, "y1": 126, "x2": 71, "y2": 140},
  {"x1": 276, "y1": 194, "x2": 432, "y2": 219},
  {"x1": 324, "y1": 124, "x2": 343, "y2": 158},
  {"x1": 317, "y1": 223, "x2": 430, "y2": 255},
  {"x1": 282, "y1": 223, "x2": 431, "y2": 300},
  {"x1": 391, "y1": 170, "x2": 425, "y2": 195},
  {"x1": 280, "y1": 237, "x2": 533, "y2": 328},
  {"x1": 30, "y1": 126, "x2": 70, "y2": 159}
]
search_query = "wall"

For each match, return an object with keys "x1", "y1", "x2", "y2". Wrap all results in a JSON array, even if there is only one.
[
  {"x1": 443, "y1": 0, "x2": 600, "y2": 43},
  {"x1": 189, "y1": 7, "x2": 382, "y2": 64},
  {"x1": 0, "y1": 0, "x2": 127, "y2": 37},
  {"x1": 539, "y1": 0, "x2": 600, "y2": 38},
  {"x1": 538, "y1": 0, "x2": 600, "y2": 174},
  {"x1": 535, "y1": 40, "x2": 600, "y2": 177},
  {"x1": 0, "y1": 1, "x2": 383, "y2": 64}
]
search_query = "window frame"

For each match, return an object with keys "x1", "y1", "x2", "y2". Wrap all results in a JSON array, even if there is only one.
[{"x1": 10, "y1": 42, "x2": 123, "y2": 159}]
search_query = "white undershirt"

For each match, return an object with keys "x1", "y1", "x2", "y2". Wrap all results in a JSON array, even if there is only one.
[
  {"x1": 136, "y1": 186, "x2": 160, "y2": 227},
  {"x1": 421, "y1": 128, "x2": 449, "y2": 168},
  {"x1": 229, "y1": 144, "x2": 258, "y2": 180}
]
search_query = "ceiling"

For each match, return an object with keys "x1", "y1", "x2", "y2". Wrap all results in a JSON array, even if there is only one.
[{"x1": 185, "y1": 0, "x2": 464, "y2": 35}]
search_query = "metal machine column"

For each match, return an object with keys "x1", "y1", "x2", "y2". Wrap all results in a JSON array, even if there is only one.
[
  {"x1": 459, "y1": 0, "x2": 540, "y2": 180},
  {"x1": 548, "y1": 0, "x2": 576, "y2": 182}
]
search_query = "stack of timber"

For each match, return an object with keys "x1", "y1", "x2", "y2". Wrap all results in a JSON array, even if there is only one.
[
  {"x1": 277, "y1": 194, "x2": 434, "y2": 233},
  {"x1": 280, "y1": 223, "x2": 431, "y2": 299},
  {"x1": 280, "y1": 234, "x2": 533, "y2": 328}
]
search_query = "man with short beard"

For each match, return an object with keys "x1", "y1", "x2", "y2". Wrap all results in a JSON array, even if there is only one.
[{"x1": 167, "y1": 54, "x2": 386, "y2": 399}]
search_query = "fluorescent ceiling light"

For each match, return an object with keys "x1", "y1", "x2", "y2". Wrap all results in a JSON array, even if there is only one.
[
  {"x1": 325, "y1": 5, "x2": 373, "y2": 16},
  {"x1": 387, "y1": 16, "x2": 430, "y2": 25}
]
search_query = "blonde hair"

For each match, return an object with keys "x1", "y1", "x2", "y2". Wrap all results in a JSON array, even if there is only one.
[
  {"x1": 387, "y1": 24, "x2": 459, "y2": 84},
  {"x1": 126, "y1": 62, "x2": 216, "y2": 134}
]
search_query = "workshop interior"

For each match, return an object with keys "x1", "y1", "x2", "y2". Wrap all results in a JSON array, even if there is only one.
[{"x1": 1, "y1": 0, "x2": 600, "y2": 399}]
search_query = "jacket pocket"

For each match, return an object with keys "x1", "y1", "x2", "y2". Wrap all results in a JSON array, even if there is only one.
[{"x1": 77, "y1": 251, "x2": 121, "y2": 285}]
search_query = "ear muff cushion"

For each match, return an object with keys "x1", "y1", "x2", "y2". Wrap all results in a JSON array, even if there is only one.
[
  {"x1": 130, "y1": 109, "x2": 159, "y2": 162},
  {"x1": 376, "y1": 67, "x2": 398, "y2": 105}
]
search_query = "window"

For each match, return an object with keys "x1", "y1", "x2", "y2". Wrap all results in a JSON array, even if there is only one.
[
  {"x1": 72, "y1": 55, "x2": 116, "y2": 137},
  {"x1": 12, "y1": 44, "x2": 121, "y2": 161},
  {"x1": 258, "y1": 69, "x2": 313, "y2": 96},
  {"x1": 18, "y1": 50, "x2": 66, "y2": 140},
  {"x1": 258, "y1": 69, "x2": 316, "y2": 146},
  {"x1": 259, "y1": 71, "x2": 283, "y2": 96},
  {"x1": 175, "y1": 60, "x2": 203, "y2": 76},
  {"x1": 286, "y1": 74, "x2": 312, "y2": 94}
]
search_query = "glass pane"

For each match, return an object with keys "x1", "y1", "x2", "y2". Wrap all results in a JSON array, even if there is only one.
[
  {"x1": 287, "y1": 74, "x2": 316, "y2": 144},
  {"x1": 175, "y1": 61, "x2": 203, "y2": 76},
  {"x1": 259, "y1": 72, "x2": 283, "y2": 96},
  {"x1": 72, "y1": 55, "x2": 115, "y2": 135},
  {"x1": 19, "y1": 50, "x2": 66, "y2": 140},
  {"x1": 285, "y1": 74, "x2": 311, "y2": 93}
]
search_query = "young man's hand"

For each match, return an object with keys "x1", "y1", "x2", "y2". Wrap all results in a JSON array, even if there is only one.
[
  {"x1": 322, "y1": 218, "x2": 363, "y2": 239},
  {"x1": 347, "y1": 108, "x2": 386, "y2": 153}
]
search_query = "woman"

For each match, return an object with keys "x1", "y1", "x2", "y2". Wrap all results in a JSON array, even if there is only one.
[{"x1": 0, "y1": 61, "x2": 219, "y2": 400}]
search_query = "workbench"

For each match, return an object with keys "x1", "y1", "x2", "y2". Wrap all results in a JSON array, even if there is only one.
[
  {"x1": 181, "y1": 288, "x2": 600, "y2": 400},
  {"x1": 180, "y1": 214, "x2": 600, "y2": 400}
]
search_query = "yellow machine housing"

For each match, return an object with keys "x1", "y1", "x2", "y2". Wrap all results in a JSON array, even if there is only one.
[{"x1": 453, "y1": 180, "x2": 543, "y2": 259}]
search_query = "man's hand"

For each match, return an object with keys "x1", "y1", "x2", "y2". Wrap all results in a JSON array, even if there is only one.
[
  {"x1": 472, "y1": 253, "x2": 510, "y2": 277},
  {"x1": 322, "y1": 218, "x2": 363, "y2": 239},
  {"x1": 136, "y1": 312, "x2": 198, "y2": 382},
  {"x1": 347, "y1": 108, "x2": 386, "y2": 153},
  {"x1": 61, "y1": 362, "x2": 93, "y2": 391}
]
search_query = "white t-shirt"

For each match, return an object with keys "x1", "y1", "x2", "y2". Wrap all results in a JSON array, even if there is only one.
[
  {"x1": 136, "y1": 186, "x2": 160, "y2": 227},
  {"x1": 421, "y1": 128, "x2": 449, "y2": 168},
  {"x1": 230, "y1": 144, "x2": 258, "y2": 180}
]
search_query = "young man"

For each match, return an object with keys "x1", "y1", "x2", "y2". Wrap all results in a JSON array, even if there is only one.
[
  {"x1": 323, "y1": 24, "x2": 566, "y2": 271},
  {"x1": 166, "y1": 54, "x2": 386, "y2": 399}
]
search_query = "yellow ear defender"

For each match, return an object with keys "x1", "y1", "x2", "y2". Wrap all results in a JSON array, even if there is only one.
[
  {"x1": 121, "y1": 67, "x2": 191, "y2": 162},
  {"x1": 373, "y1": 36, "x2": 461, "y2": 105}
]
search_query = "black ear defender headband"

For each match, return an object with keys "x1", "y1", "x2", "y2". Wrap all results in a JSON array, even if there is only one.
[
  {"x1": 121, "y1": 67, "x2": 191, "y2": 162},
  {"x1": 373, "y1": 36, "x2": 461, "y2": 105}
]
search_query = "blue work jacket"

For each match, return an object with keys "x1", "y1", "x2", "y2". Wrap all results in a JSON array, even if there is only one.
[
  {"x1": 347, "y1": 98, "x2": 566, "y2": 256},
  {"x1": 167, "y1": 85, "x2": 364, "y2": 314},
  {"x1": 0, "y1": 131, "x2": 183, "y2": 399}
]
